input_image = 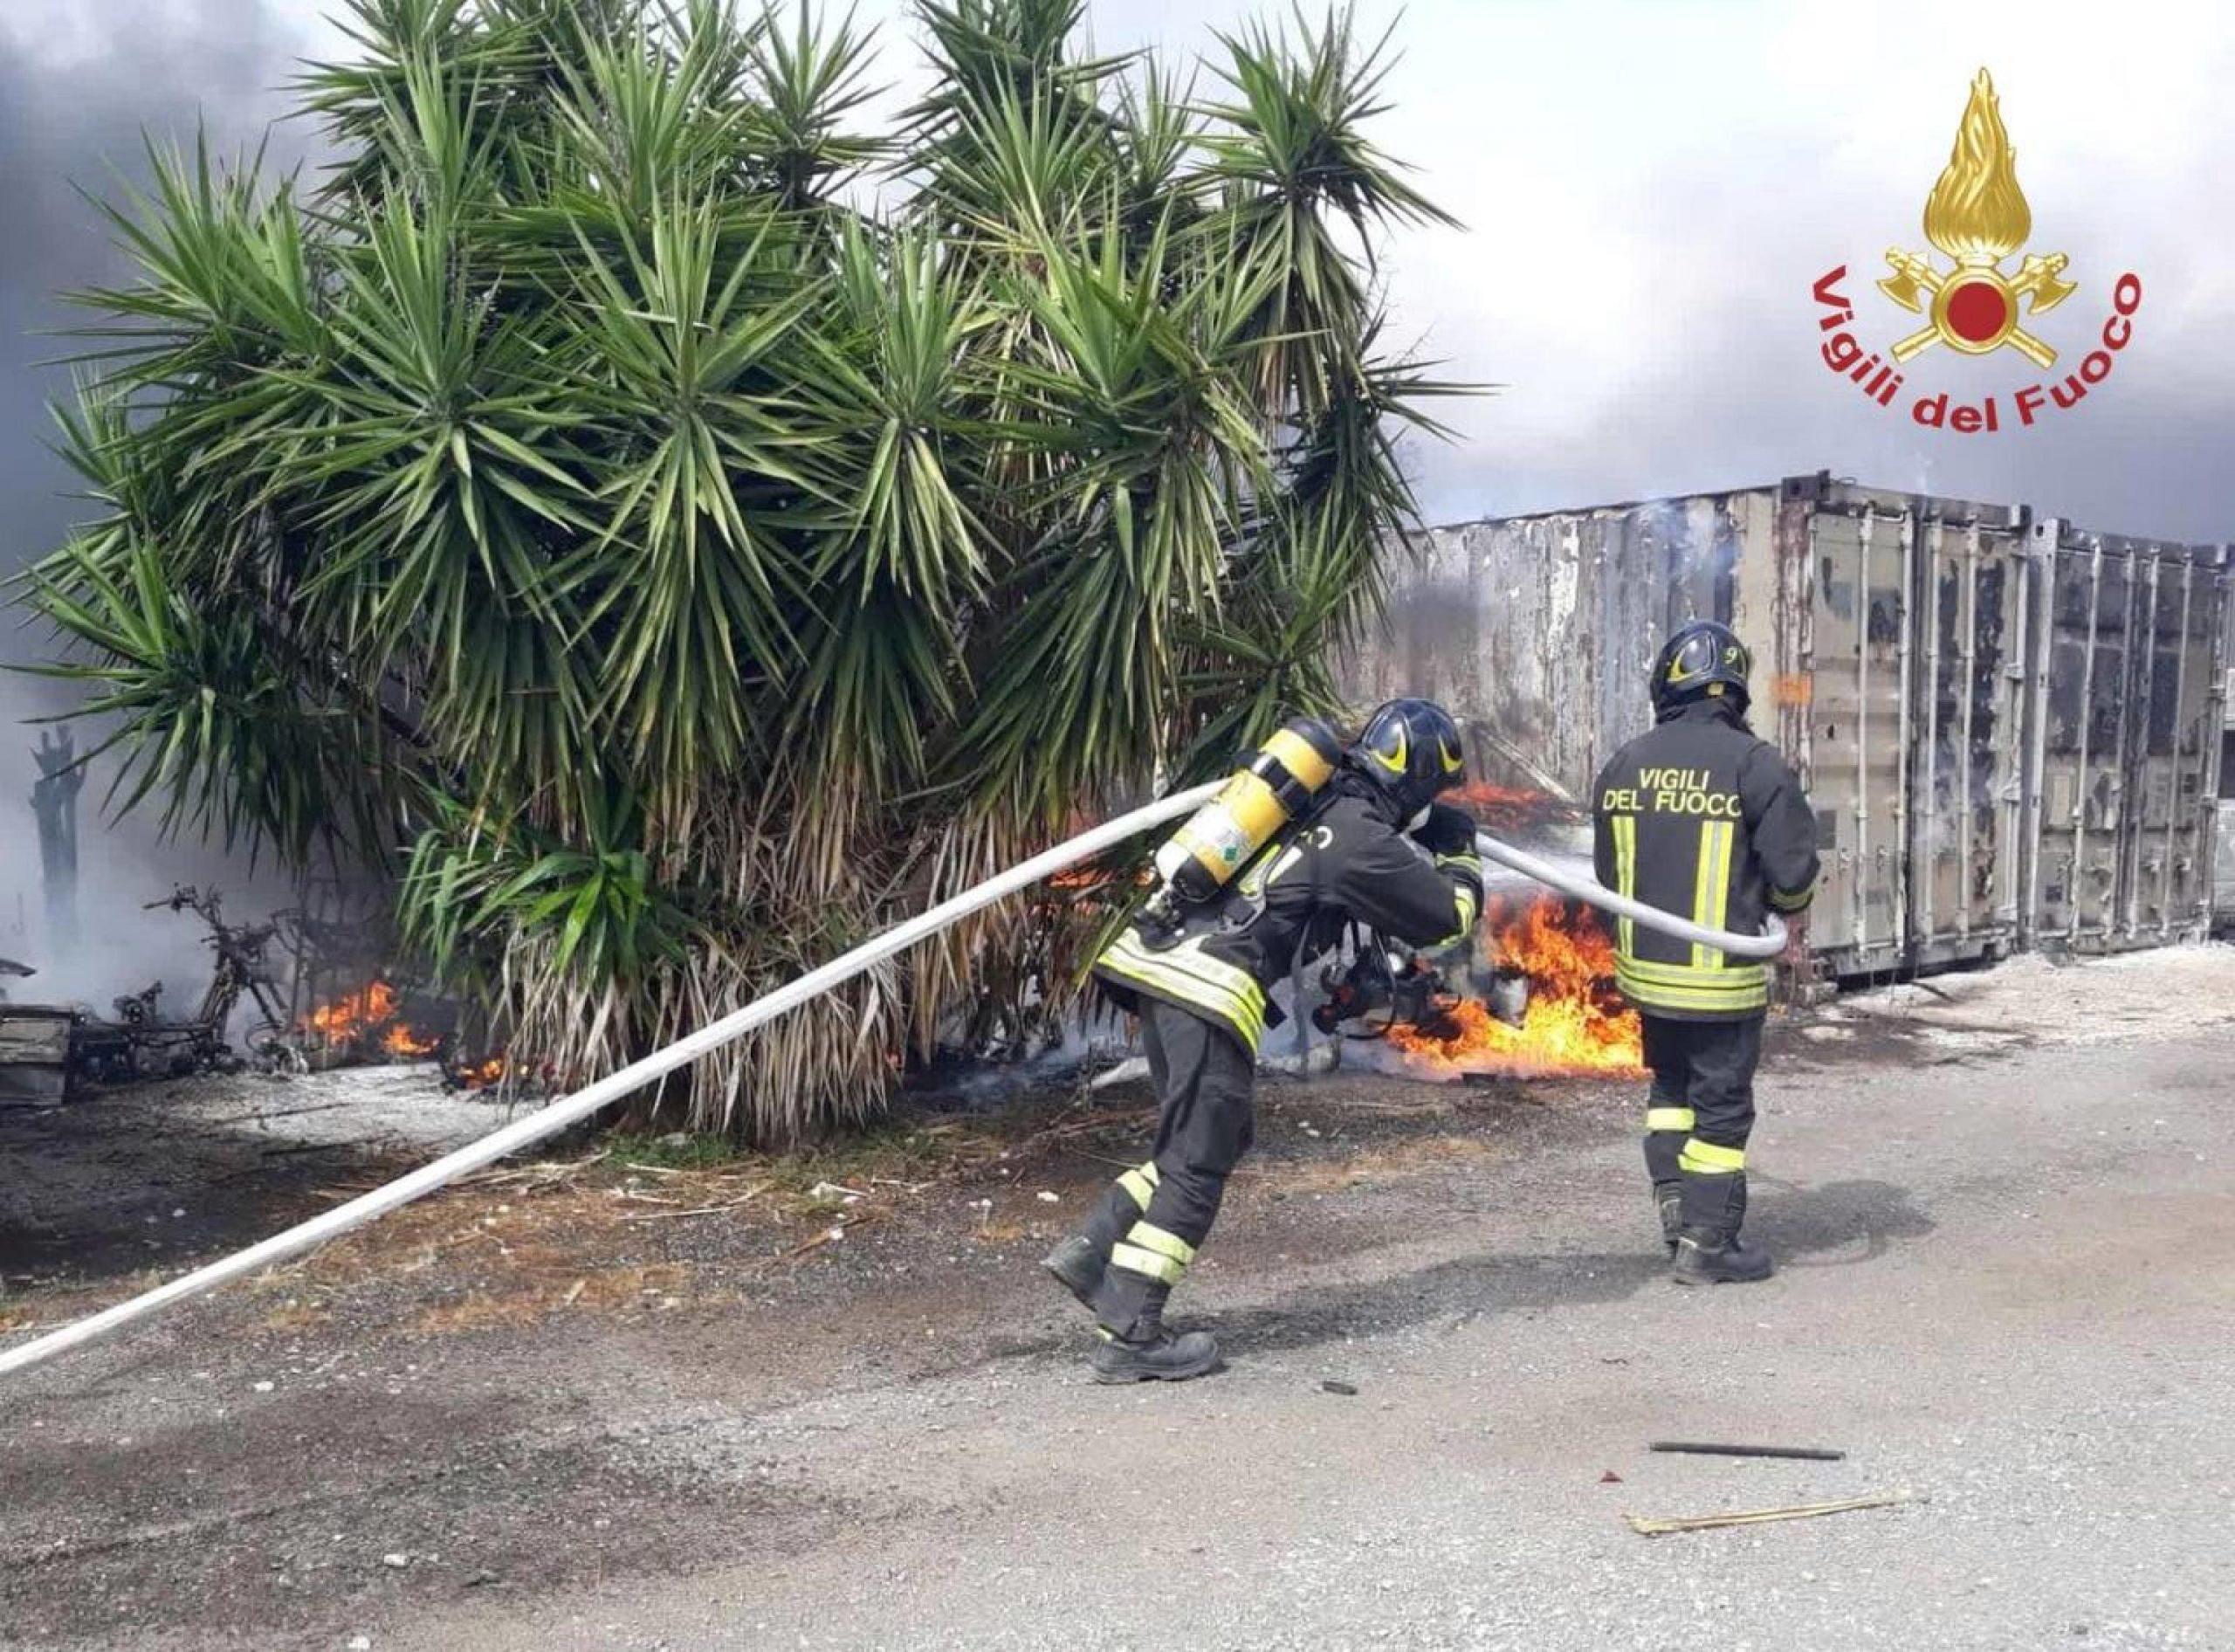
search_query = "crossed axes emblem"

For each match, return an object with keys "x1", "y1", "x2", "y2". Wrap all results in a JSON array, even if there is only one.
[{"x1": 1877, "y1": 248, "x2": 2077, "y2": 368}]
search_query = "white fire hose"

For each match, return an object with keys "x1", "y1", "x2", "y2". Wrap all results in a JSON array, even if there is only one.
[
  {"x1": 1473, "y1": 831, "x2": 1788, "y2": 960},
  {"x1": 0, "y1": 788, "x2": 1785, "y2": 1381}
]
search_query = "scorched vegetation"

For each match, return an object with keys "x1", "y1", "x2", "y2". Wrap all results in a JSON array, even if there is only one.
[{"x1": 20, "y1": 0, "x2": 1461, "y2": 1139}]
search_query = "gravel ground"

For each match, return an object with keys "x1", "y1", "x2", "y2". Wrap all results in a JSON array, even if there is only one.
[
  {"x1": 3, "y1": 948, "x2": 2233, "y2": 1651},
  {"x1": 0, "y1": 1066, "x2": 509, "y2": 1291}
]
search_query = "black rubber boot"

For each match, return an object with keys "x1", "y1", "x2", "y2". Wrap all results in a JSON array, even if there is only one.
[
  {"x1": 1042, "y1": 1179, "x2": 1147, "y2": 1312},
  {"x1": 1041, "y1": 1236, "x2": 1105, "y2": 1311},
  {"x1": 1089, "y1": 1324, "x2": 1221, "y2": 1384},
  {"x1": 1672, "y1": 1232, "x2": 1775, "y2": 1284},
  {"x1": 1670, "y1": 1166, "x2": 1772, "y2": 1284},
  {"x1": 1644, "y1": 1130, "x2": 1686, "y2": 1257}
]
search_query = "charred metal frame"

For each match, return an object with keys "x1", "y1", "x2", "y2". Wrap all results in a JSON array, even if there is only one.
[{"x1": 1344, "y1": 474, "x2": 2231, "y2": 981}]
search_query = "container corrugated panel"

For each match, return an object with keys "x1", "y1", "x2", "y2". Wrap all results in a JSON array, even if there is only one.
[
  {"x1": 1342, "y1": 490, "x2": 1775, "y2": 802},
  {"x1": 2024, "y1": 523, "x2": 2228, "y2": 950},
  {"x1": 1347, "y1": 472, "x2": 2229, "y2": 980},
  {"x1": 1772, "y1": 478, "x2": 2031, "y2": 974},
  {"x1": 2216, "y1": 624, "x2": 2235, "y2": 926}
]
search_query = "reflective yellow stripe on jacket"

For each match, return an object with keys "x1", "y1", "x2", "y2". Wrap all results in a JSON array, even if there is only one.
[
  {"x1": 1612, "y1": 815, "x2": 1637, "y2": 957},
  {"x1": 1690, "y1": 820, "x2": 1736, "y2": 970},
  {"x1": 1614, "y1": 817, "x2": 1766, "y2": 1015},
  {"x1": 1614, "y1": 954, "x2": 1770, "y2": 1015},
  {"x1": 1098, "y1": 930, "x2": 1269, "y2": 1054},
  {"x1": 1429, "y1": 851, "x2": 1483, "y2": 949}
]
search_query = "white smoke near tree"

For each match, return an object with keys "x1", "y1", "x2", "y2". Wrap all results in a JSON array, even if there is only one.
[{"x1": 0, "y1": 1, "x2": 318, "y2": 1006}]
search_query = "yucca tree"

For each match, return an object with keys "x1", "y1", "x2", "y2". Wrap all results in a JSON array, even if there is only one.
[{"x1": 19, "y1": 0, "x2": 1461, "y2": 1139}]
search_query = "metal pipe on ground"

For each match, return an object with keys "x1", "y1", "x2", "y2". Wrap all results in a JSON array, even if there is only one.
[{"x1": 0, "y1": 797, "x2": 1785, "y2": 1381}]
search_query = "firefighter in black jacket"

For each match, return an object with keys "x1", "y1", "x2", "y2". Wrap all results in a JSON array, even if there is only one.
[
  {"x1": 1592, "y1": 622, "x2": 1821, "y2": 1285},
  {"x1": 1045, "y1": 699, "x2": 1487, "y2": 1382}
]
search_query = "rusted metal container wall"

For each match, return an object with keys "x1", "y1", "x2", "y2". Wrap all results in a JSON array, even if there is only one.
[
  {"x1": 2219, "y1": 603, "x2": 2235, "y2": 927},
  {"x1": 1349, "y1": 475, "x2": 2229, "y2": 978},
  {"x1": 2023, "y1": 522, "x2": 2228, "y2": 950},
  {"x1": 1341, "y1": 491, "x2": 1773, "y2": 803},
  {"x1": 1771, "y1": 478, "x2": 2032, "y2": 975},
  {"x1": 1768, "y1": 481, "x2": 1911, "y2": 974}
]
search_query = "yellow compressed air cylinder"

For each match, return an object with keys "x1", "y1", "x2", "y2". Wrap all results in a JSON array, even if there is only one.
[{"x1": 1154, "y1": 720, "x2": 1343, "y2": 906}]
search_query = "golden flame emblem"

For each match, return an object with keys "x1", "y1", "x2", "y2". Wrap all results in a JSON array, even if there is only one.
[{"x1": 1879, "y1": 70, "x2": 2077, "y2": 368}]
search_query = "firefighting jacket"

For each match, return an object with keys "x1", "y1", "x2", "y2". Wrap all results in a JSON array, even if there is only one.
[
  {"x1": 1093, "y1": 781, "x2": 1485, "y2": 1057},
  {"x1": 1591, "y1": 699, "x2": 1821, "y2": 1022}
]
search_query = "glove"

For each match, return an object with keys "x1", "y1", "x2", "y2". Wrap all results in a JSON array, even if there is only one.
[
  {"x1": 1414, "y1": 802, "x2": 1479, "y2": 860},
  {"x1": 1417, "y1": 803, "x2": 1485, "y2": 926}
]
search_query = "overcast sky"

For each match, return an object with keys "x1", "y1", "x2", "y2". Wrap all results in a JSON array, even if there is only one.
[
  {"x1": 0, "y1": 0, "x2": 2228, "y2": 937},
  {"x1": 3, "y1": 0, "x2": 2228, "y2": 566}
]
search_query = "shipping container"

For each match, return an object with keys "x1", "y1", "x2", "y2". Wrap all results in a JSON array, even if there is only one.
[
  {"x1": 1340, "y1": 473, "x2": 2229, "y2": 978},
  {"x1": 2215, "y1": 601, "x2": 2235, "y2": 930},
  {"x1": 2024, "y1": 520, "x2": 2229, "y2": 951}
]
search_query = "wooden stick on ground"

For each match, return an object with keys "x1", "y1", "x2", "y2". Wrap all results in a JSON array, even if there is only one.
[
  {"x1": 619, "y1": 1184, "x2": 773, "y2": 1223},
  {"x1": 1649, "y1": 1441, "x2": 1846, "y2": 1462},
  {"x1": 1625, "y1": 1490, "x2": 1921, "y2": 1537}
]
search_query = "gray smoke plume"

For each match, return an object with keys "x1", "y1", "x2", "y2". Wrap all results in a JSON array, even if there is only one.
[{"x1": 0, "y1": 2, "x2": 319, "y2": 994}]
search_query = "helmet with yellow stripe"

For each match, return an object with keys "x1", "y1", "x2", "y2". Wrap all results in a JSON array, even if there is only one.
[
  {"x1": 1650, "y1": 620, "x2": 1751, "y2": 716},
  {"x1": 1350, "y1": 699, "x2": 1466, "y2": 825}
]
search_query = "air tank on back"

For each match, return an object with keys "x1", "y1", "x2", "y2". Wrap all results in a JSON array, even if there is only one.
[{"x1": 1144, "y1": 719, "x2": 1344, "y2": 926}]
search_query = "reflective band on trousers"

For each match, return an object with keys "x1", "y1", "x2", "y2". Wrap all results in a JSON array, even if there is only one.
[
  {"x1": 1118, "y1": 1162, "x2": 1159, "y2": 1209},
  {"x1": 1680, "y1": 1138, "x2": 1747, "y2": 1174},
  {"x1": 1111, "y1": 1222, "x2": 1196, "y2": 1286},
  {"x1": 1646, "y1": 1106, "x2": 1696, "y2": 1132}
]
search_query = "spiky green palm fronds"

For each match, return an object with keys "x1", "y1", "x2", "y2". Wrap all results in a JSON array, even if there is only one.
[{"x1": 17, "y1": 0, "x2": 1468, "y2": 1139}]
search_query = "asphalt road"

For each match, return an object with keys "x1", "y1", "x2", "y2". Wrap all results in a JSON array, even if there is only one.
[
  {"x1": 6, "y1": 956, "x2": 2232, "y2": 1651},
  {"x1": 445, "y1": 1016, "x2": 2233, "y2": 1649}
]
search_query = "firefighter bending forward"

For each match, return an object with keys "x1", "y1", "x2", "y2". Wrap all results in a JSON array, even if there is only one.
[
  {"x1": 1593, "y1": 622, "x2": 1821, "y2": 1285},
  {"x1": 1045, "y1": 700, "x2": 1487, "y2": 1383}
]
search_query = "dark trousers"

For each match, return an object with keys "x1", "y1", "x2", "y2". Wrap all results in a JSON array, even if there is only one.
[
  {"x1": 1640, "y1": 1013, "x2": 1764, "y2": 1240},
  {"x1": 1078, "y1": 1000, "x2": 1256, "y2": 1339}
]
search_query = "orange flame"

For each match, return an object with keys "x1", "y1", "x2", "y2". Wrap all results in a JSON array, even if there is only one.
[
  {"x1": 302, "y1": 980, "x2": 401, "y2": 1045},
  {"x1": 452, "y1": 1056, "x2": 510, "y2": 1090},
  {"x1": 1450, "y1": 781, "x2": 1584, "y2": 834},
  {"x1": 382, "y1": 1022, "x2": 443, "y2": 1058},
  {"x1": 1385, "y1": 895, "x2": 1642, "y2": 1078},
  {"x1": 300, "y1": 980, "x2": 442, "y2": 1063}
]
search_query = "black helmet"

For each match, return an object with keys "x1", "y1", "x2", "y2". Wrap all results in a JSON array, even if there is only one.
[
  {"x1": 1649, "y1": 621, "x2": 1752, "y2": 716},
  {"x1": 1350, "y1": 698, "x2": 1466, "y2": 823}
]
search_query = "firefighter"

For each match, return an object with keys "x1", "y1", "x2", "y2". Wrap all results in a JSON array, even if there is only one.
[
  {"x1": 1592, "y1": 621, "x2": 1820, "y2": 1285},
  {"x1": 1044, "y1": 699, "x2": 1487, "y2": 1382}
]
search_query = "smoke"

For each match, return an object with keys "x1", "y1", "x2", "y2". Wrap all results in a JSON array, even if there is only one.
[
  {"x1": 0, "y1": 1, "x2": 322, "y2": 995},
  {"x1": 4, "y1": 0, "x2": 2230, "y2": 1001}
]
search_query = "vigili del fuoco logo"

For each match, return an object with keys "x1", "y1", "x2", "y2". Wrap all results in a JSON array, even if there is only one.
[{"x1": 1811, "y1": 69, "x2": 2141, "y2": 435}]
